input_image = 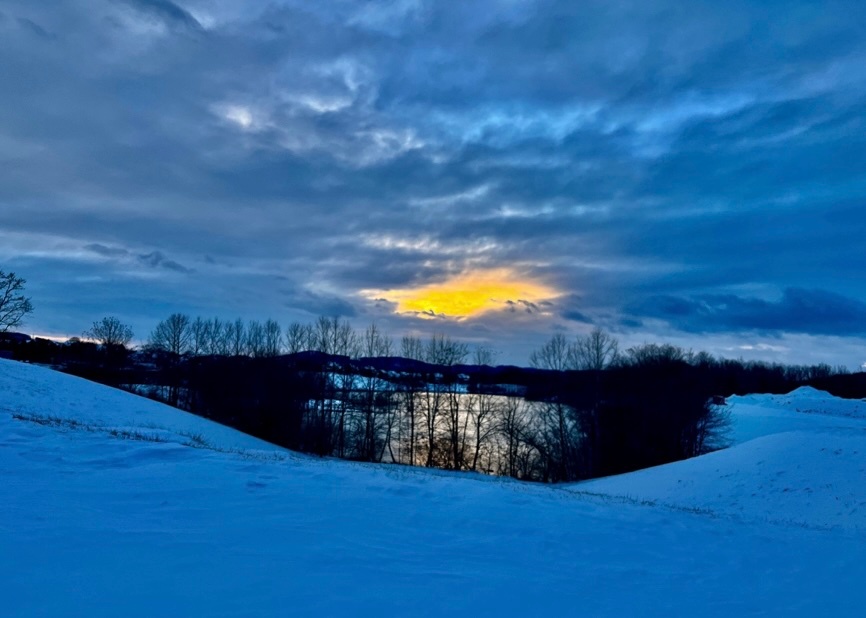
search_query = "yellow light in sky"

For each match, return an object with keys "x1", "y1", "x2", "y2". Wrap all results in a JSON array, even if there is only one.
[{"x1": 364, "y1": 268, "x2": 561, "y2": 319}]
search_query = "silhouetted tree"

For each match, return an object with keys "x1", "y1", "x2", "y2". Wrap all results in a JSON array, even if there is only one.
[
  {"x1": 263, "y1": 319, "x2": 283, "y2": 357},
  {"x1": 0, "y1": 270, "x2": 34, "y2": 332},
  {"x1": 83, "y1": 316, "x2": 134, "y2": 379},
  {"x1": 149, "y1": 313, "x2": 191, "y2": 356},
  {"x1": 623, "y1": 342, "x2": 688, "y2": 366},
  {"x1": 205, "y1": 317, "x2": 229, "y2": 355},
  {"x1": 246, "y1": 320, "x2": 266, "y2": 357},
  {"x1": 189, "y1": 316, "x2": 211, "y2": 356},
  {"x1": 571, "y1": 327, "x2": 619, "y2": 370},
  {"x1": 148, "y1": 313, "x2": 191, "y2": 405},
  {"x1": 423, "y1": 333, "x2": 469, "y2": 469},
  {"x1": 495, "y1": 396, "x2": 538, "y2": 479},
  {"x1": 573, "y1": 343, "x2": 726, "y2": 477},
  {"x1": 86, "y1": 316, "x2": 134, "y2": 348},
  {"x1": 397, "y1": 335, "x2": 425, "y2": 465},
  {"x1": 226, "y1": 318, "x2": 246, "y2": 356},
  {"x1": 529, "y1": 333, "x2": 573, "y2": 371},
  {"x1": 466, "y1": 346, "x2": 500, "y2": 472},
  {"x1": 352, "y1": 323, "x2": 396, "y2": 461},
  {"x1": 527, "y1": 337, "x2": 581, "y2": 480},
  {"x1": 304, "y1": 316, "x2": 359, "y2": 457},
  {"x1": 285, "y1": 321, "x2": 314, "y2": 354}
]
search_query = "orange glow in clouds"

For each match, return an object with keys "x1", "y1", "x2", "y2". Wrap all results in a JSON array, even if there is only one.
[{"x1": 365, "y1": 268, "x2": 561, "y2": 319}]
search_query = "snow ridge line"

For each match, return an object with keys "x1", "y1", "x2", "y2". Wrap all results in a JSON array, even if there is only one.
[
  {"x1": 7, "y1": 410, "x2": 291, "y2": 463},
  {"x1": 558, "y1": 488, "x2": 851, "y2": 533}
]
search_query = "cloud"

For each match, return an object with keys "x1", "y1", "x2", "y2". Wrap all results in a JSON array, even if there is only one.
[
  {"x1": 283, "y1": 289, "x2": 358, "y2": 318},
  {"x1": 122, "y1": 0, "x2": 203, "y2": 32},
  {"x1": 504, "y1": 299, "x2": 543, "y2": 315},
  {"x1": 83, "y1": 244, "x2": 192, "y2": 274},
  {"x1": 137, "y1": 251, "x2": 192, "y2": 273},
  {"x1": 84, "y1": 243, "x2": 129, "y2": 258},
  {"x1": 15, "y1": 17, "x2": 54, "y2": 39},
  {"x1": 562, "y1": 309, "x2": 592, "y2": 323},
  {"x1": 1, "y1": 0, "x2": 866, "y2": 366},
  {"x1": 629, "y1": 288, "x2": 866, "y2": 336}
]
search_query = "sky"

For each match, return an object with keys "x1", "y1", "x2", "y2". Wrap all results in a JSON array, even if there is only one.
[{"x1": 1, "y1": 0, "x2": 865, "y2": 368}]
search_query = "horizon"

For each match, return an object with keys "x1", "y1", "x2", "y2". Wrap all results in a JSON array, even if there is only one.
[
  {"x1": 11, "y1": 322, "x2": 866, "y2": 374},
  {"x1": 2, "y1": 1, "x2": 866, "y2": 369}
]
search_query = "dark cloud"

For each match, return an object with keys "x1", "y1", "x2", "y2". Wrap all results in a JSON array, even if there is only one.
[
  {"x1": 137, "y1": 251, "x2": 192, "y2": 273},
  {"x1": 84, "y1": 243, "x2": 129, "y2": 258},
  {"x1": 282, "y1": 289, "x2": 358, "y2": 319},
  {"x1": 83, "y1": 244, "x2": 192, "y2": 274},
  {"x1": 629, "y1": 288, "x2": 866, "y2": 336},
  {"x1": 159, "y1": 259, "x2": 191, "y2": 274},
  {"x1": 15, "y1": 17, "x2": 54, "y2": 39},
  {"x1": 499, "y1": 299, "x2": 544, "y2": 316},
  {"x1": 123, "y1": 0, "x2": 203, "y2": 32},
  {"x1": 562, "y1": 310, "x2": 592, "y2": 323}
]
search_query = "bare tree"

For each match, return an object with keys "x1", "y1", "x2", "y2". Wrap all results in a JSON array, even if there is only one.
[
  {"x1": 466, "y1": 345, "x2": 499, "y2": 471},
  {"x1": 423, "y1": 334, "x2": 469, "y2": 469},
  {"x1": 425, "y1": 333, "x2": 469, "y2": 367},
  {"x1": 246, "y1": 320, "x2": 266, "y2": 357},
  {"x1": 312, "y1": 316, "x2": 359, "y2": 357},
  {"x1": 263, "y1": 319, "x2": 283, "y2": 357},
  {"x1": 225, "y1": 318, "x2": 246, "y2": 356},
  {"x1": 400, "y1": 335, "x2": 425, "y2": 362},
  {"x1": 149, "y1": 313, "x2": 191, "y2": 356},
  {"x1": 473, "y1": 344, "x2": 498, "y2": 367},
  {"x1": 285, "y1": 321, "x2": 314, "y2": 354},
  {"x1": 624, "y1": 342, "x2": 688, "y2": 366},
  {"x1": 0, "y1": 270, "x2": 34, "y2": 332},
  {"x1": 147, "y1": 313, "x2": 191, "y2": 406},
  {"x1": 531, "y1": 399, "x2": 580, "y2": 482},
  {"x1": 529, "y1": 333, "x2": 573, "y2": 371},
  {"x1": 353, "y1": 323, "x2": 396, "y2": 461},
  {"x1": 495, "y1": 397, "x2": 537, "y2": 479},
  {"x1": 361, "y1": 323, "x2": 392, "y2": 358},
  {"x1": 305, "y1": 316, "x2": 359, "y2": 457},
  {"x1": 571, "y1": 327, "x2": 619, "y2": 370},
  {"x1": 86, "y1": 316, "x2": 134, "y2": 348},
  {"x1": 205, "y1": 317, "x2": 228, "y2": 355},
  {"x1": 526, "y1": 335, "x2": 586, "y2": 480},
  {"x1": 397, "y1": 335, "x2": 425, "y2": 465},
  {"x1": 189, "y1": 316, "x2": 211, "y2": 356}
]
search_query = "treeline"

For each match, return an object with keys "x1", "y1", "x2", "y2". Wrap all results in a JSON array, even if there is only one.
[{"x1": 1, "y1": 315, "x2": 859, "y2": 483}]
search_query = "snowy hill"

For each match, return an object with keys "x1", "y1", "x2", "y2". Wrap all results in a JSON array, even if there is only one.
[
  {"x1": 571, "y1": 387, "x2": 866, "y2": 531},
  {"x1": 2, "y1": 359, "x2": 865, "y2": 616},
  {"x1": 0, "y1": 357, "x2": 284, "y2": 454},
  {"x1": 729, "y1": 386, "x2": 866, "y2": 444}
]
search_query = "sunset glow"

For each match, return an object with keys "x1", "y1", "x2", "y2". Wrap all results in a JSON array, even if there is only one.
[{"x1": 365, "y1": 269, "x2": 561, "y2": 319}]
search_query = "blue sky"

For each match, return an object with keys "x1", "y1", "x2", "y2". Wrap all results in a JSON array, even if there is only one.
[{"x1": 1, "y1": 0, "x2": 865, "y2": 367}]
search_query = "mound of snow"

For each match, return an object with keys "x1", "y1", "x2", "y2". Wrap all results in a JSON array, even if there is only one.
[
  {"x1": 726, "y1": 387, "x2": 866, "y2": 445},
  {"x1": 573, "y1": 385, "x2": 866, "y2": 531},
  {"x1": 571, "y1": 430, "x2": 866, "y2": 530},
  {"x1": 0, "y1": 358, "x2": 285, "y2": 455},
  {"x1": 733, "y1": 386, "x2": 866, "y2": 420}
]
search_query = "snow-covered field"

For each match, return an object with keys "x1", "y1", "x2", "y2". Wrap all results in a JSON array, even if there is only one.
[{"x1": 2, "y1": 359, "x2": 865, "y2": 616}]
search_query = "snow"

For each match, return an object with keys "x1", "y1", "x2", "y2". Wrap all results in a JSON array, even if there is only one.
[
  {"x1": 2, "y1": 359, "x2": 866, "y2": 616},
  {"x1": 572, "y1": 431, "x2": 866, "y2": 531},
  {"x1": 0, "y1": 359, "x2": 281, "y2": 454},
  {"x1": 728, "y1": 387, "x2": 866, "y2": 444}
]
